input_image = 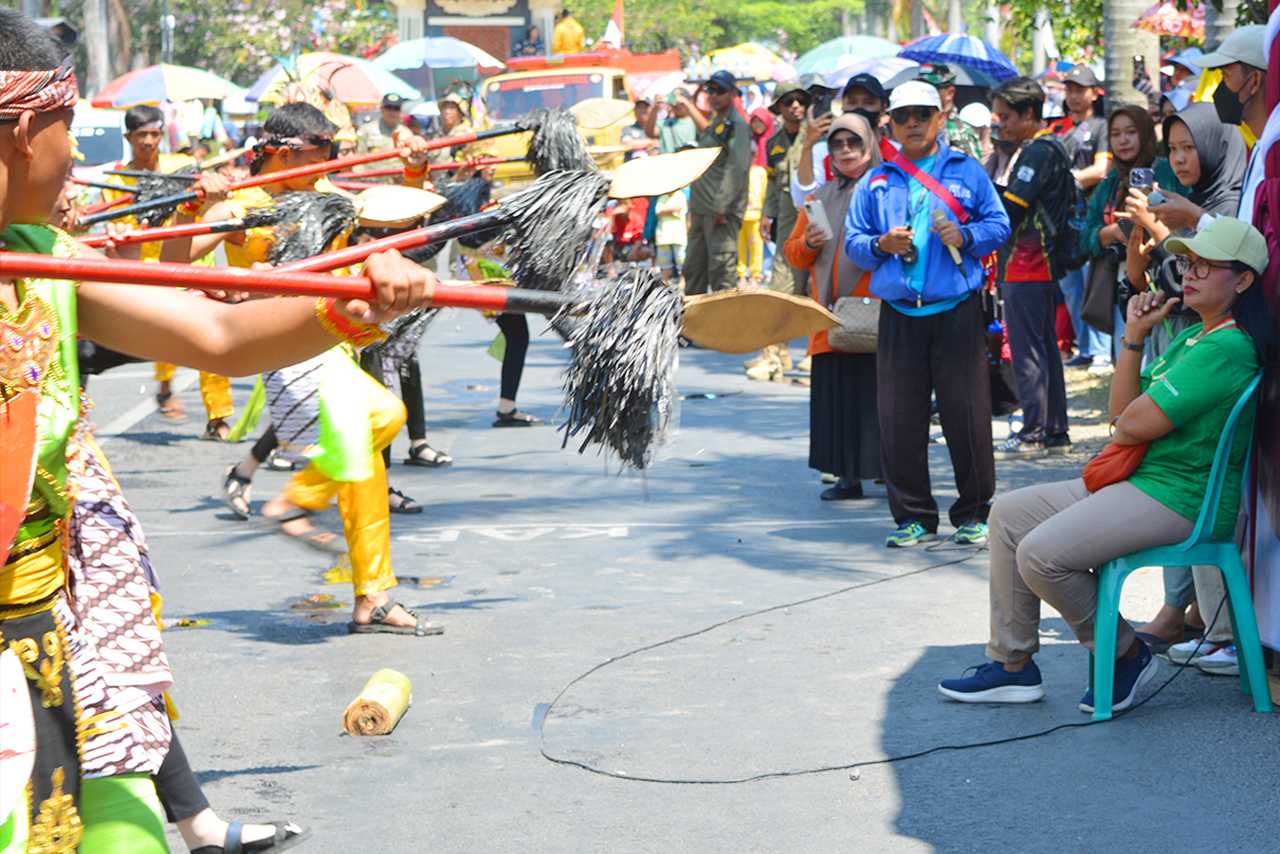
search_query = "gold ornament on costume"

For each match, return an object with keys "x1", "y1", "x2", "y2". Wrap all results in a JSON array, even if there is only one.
[
  {"x1": 9, "y1": 630, "x2": 65, "y2": 708},
  {"x1": 28, "y1": 767, "x2": 82, "y2": 854},
  {"x1": 0, "y1": 294, "x2": 58, "y2": 397}
]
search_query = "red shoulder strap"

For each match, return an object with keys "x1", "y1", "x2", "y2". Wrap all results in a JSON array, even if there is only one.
[{"x1": 889, "y1": 150, "x2": 969, "y2": 223}]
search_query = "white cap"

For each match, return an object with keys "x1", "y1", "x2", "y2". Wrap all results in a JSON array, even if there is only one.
[
  {"x1": 957, "y1": 102, "x2": 991, "y2": 129},
  {"x1": 1198, "y1": 25, "x2": 1266, "y2": 70},
  {"x1": 888, "y1": 80, "x2": 942, "y2": 112}
]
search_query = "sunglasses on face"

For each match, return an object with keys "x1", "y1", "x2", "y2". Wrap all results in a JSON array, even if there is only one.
[
  {"x1": 828, "y1": 135, "x2": 864, "y2": 152},
  {"x1": 890, "y1": 106, "x2": 936, "y2": 125},
  {"x1": 1175, "y1": 257, "x2": 1235, "y2": 279},
  {"x1": 705, "y1": 85, "x2": 730, "y2": 95},
  {"x1": 779, "y1": 95, "x2": 810, "y2": 109}
]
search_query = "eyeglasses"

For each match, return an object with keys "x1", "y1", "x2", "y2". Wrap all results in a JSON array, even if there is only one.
[
  {"x1": 779, "y1": 95, "x2": 810, "y2": 109},
  {"x1": 1175, "y1": 256, "x2": 1235, "y2": 279},
  {"x1": 828, "y1": 135, "x2": 865, "y2": 152},
  {"x1": 704, "y1": 85, "x2": 729, "y2": 95},
  {"x1": 890, "y1": 106, "x2": 937, "y2": 125}
]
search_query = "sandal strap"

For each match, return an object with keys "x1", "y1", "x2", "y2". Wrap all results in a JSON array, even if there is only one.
[{"x1": 225, "y1": 820, "x2": 244, "y2": 854}]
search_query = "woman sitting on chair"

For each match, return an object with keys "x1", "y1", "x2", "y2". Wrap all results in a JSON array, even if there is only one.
[{"x1": 937, "y1": 216, "x2": 1273, "y2": 713}]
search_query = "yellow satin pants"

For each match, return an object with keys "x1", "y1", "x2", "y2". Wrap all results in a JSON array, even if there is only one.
[
  {"x1": 283, "y1": 377, "x2": 406, "y2": 597},
  {"x1": 153, "y1": 363, "x2": 234, "y2": 421}
]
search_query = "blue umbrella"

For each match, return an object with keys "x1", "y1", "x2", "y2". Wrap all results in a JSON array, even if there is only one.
[{"x1": 898, "y1": 33, "x2": 1019, "y2": 82}]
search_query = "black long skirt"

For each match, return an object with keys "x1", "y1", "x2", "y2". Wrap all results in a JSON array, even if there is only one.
[{"x1": 808, "y1": 351, "x2": 881, "y2": 482}]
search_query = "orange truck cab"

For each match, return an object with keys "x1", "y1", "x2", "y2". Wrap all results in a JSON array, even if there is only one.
[{"x1": 479, "y1": 48, "x2": 682, "y2": 183}]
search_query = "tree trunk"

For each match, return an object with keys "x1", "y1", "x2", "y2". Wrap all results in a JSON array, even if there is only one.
[
  {"x1": 910, "y1": 0, "x2": 925, "y2": 38},
  {"x1": 985, "y1": 0, "x2": 1001, "y2": 46},
  {"x1": 1031, "y1": 7, "x2": 1049, "y2": 75},
  {"x1": 1103, "y1": 0, "x2": 1160, "y2": 107},
  {"x1": 1203, "y1": 0, "x2": 1240, "y2": 51},
  {"x1": 948, "y1": 0, "x2": 964, "y2": 32},
  {"x1": 82, "y1": 0, "x2": 112, "y2": 94},
  {"x1": 20, "y1": 0, "x2": 41, "y2": 18}
]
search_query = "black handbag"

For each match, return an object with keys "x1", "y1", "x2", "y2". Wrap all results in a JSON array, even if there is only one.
[{"x1": 1081, "y1": 250, "x2": 1120, "y2": 334}]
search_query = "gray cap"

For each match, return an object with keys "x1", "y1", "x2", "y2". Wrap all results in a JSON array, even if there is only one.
[{"x1": 1198, "y1": 25, "x2": 1266, "y2": 70}]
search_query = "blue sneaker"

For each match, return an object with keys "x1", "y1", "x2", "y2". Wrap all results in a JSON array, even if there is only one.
[
  {"x1": 952, "y1": 522, "x2": 988, "y2": 545},
  {"x1": 886, "y1": 521, "x2": 935, "y2": 548},
  {"x1": 938, "y1": 661, "x2": 1045, "y2": 704},
  {"x1": 1079, "y1": 640, "x2": 1158, "y2": 714}
]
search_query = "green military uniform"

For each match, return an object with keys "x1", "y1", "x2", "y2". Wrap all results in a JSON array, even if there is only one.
[
  {"x1": 945, "y1": 114, "x2": 983, "y2": 160},
  {"x1": 684, "y1": 106, "x2": 753, "y2": 295},
  {"x1": 762, "y1": 123, "x2": 804, "y2": 294}
]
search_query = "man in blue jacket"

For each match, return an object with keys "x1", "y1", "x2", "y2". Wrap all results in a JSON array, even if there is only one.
[{"x1": 846, "y1": 81, "x2": 1011, "y2": 548}]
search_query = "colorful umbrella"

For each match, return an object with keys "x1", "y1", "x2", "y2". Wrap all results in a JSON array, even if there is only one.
[
  {"x1": 1133, "y1": 1, "x2": 1205, "y2": 40},
  {"x1": 247, "y1": 52, "x2": 420, "y2": 107},
  {"x1": 823, "y1": 56, "x2": 920, "y2": 92},
  {"x1": 694, "y1": 42, "x2": 795, "y2": 83},
  {"x1": 90, "y1": 64, "x2": 244, "y2": 108},
  {"x1": 796, "y1": 35, "x2": 900, "y2": 77},
  {"x1": 898, "y1": 33, "x2": 1019, "y2": 82},
  {"x1": 373, "y1": 37, "x2": 504, "y2": 73}
]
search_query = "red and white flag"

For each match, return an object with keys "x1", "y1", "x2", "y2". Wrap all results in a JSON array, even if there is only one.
[{"x1": 600, "y1": 0, "x2": 624, "y2": 48}]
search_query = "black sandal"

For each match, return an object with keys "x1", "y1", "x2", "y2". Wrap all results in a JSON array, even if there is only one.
[
  {"x1": 388, "y1": 487, "x2": 423, "y2": 514},
  {"x1": 347, "y1": 601, "x2": 443, "y2": 636},
  {"x1": 263, "y1": 507, "x2": 346, "y2": 554},
  {"x1": 492, "y1": 409, "x2": 542, "y2": 427},
  {"x1": 404, "y1": 443, "x2": 453, "y2": 467},
  {"x1": 202, "y1": 418, "x2": 231, "y2": 441},
  {"x1": 155, "y1": 390, "x2": 187, "y2": 422},
  {"x1": 190, "y1": 819, "x2": 309, "y2": 854},
  {"x1": 222, "y1": 466, "x2": 252, "y2": 520}
]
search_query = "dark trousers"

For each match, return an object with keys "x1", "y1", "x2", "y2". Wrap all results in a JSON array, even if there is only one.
[
  {"x1": 683, "y1": 213, "x2": 741, "y2": 295},
  {"x1": 495, "y1": 313, "x2": 529, "y2": 401},
  {"x1": 361, "y1": 349, "x2": 429, "y2": 467},
  {"x1": 154, "y1": 729, "x2": 210, "y2": 824},
  {"x1": 876, "y1": 294, "x2": 995, "y2": 532},
  {"x1": 1003, "y1": 280, "x2": 1069, "y2": 441}
]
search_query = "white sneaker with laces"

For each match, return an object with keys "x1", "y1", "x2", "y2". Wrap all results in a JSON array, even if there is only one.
[
  {"x1": 1163, "y1": 638, "x2": 1222, "y2": 664},
  {"x1": 1194, "y1": 645, "x2": 1239, "y2": 676}
]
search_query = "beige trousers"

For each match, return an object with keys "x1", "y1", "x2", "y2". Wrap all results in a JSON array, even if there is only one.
[{"x1": 987, "y1": 478, "x2": 1193, "y2": 662}]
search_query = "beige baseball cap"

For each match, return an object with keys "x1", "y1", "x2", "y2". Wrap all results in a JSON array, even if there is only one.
[
  {"x1": 1164, "y1": 216, "x2": 1268, "y2": 274},
  {"x1": 1197, "y1": 25, "x2": 1266, "y2": 70}
]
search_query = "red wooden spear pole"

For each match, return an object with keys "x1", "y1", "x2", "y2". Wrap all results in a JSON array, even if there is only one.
[
  {"x1": 0, "y1": 252, "x2": 571, "y2": 316},
  {"x1": 80, "y1": 126, "x2": 527, "y2": 227}
]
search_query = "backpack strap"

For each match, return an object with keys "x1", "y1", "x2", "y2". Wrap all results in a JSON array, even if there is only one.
[{"x1": 889, "y1": 150, "x2": 969, "y2": 223}]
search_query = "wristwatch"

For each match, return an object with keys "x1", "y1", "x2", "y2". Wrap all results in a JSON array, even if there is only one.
[{"x1": 1121, "y1": 338, "x2": 1144, "y2": 352}]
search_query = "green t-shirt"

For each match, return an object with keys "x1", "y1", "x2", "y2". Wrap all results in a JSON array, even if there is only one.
[{"x1": 1128, "y1": 321, "x2": 1258, "y2": 540}]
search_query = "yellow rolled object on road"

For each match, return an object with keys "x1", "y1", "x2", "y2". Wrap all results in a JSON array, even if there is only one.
[{"x1": 343, "y1": 669, "x2": 412, "y2": 736}]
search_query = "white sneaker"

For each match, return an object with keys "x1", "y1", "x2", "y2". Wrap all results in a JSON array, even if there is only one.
[
  {"x1": 1194, "y1": 645, "x2": 1239, "y2": 676},
  {"x1": 1088, "y1": 358, "x2": 1114, "y2": 376},
  {"x1": 1163, "y1": 637, "x2": 1222, "y2": 664}
]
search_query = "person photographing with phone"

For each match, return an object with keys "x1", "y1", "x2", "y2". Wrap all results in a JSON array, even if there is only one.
[
  {"x1": 680, "y1": 70, "x2": 753, "y2": 295},
  {"x1": 845, "y1": 81, "x2": 1011, "y2": 549}
]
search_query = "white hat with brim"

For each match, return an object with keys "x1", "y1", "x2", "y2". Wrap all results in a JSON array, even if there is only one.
[
  {"x1": 1197, "y1": 25, "x2": 1266, "y2": 70},
  {"x1": 887, "y1": 80, "x2": 942, "y2": 112},
  {"x1": 1164, "y1": 216, "x2": 1268, "y2": 275}
]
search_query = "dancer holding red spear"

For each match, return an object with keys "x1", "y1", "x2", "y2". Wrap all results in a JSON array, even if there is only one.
[{"x1": 0, "y1": 11, "x2": 435, "y2": 846}]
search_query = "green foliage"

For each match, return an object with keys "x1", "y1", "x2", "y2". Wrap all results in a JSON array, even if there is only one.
[
  {"x1": 566, "y1": 0, "x2": 862, "y2": 58},
  {"x1": 999, "y1": 0, "x2": 1105, "y2": 69}
]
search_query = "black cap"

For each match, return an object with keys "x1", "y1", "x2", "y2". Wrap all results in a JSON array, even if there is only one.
[
  {"x1": 707, "y1": 70, "x2": 738, "y2": 92},
  {"x1": 382, "y1": 93, "x2": 405, "y2": 109},
  {"x1": 843, "y1": 72, "x2": 886, "y2": 103},
  {"x1": 1062, "y1": 66, "x2": 1100, "y2": 87}
]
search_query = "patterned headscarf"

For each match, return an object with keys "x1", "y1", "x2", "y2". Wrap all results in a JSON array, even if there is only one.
[{"x1": 0, "y1": 56, "x2": 78, "y2": 120}]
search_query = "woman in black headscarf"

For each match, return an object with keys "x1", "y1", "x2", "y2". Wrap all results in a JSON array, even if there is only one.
[
  {"x1": 784, "y1": 113, "x2": 883, "y2": 501},
  {"x1": 1123, "y1": 103, "x2": 1248, "y2": 346}
]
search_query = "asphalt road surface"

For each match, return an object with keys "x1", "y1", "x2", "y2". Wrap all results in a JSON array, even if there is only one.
[{"x1": 89, "y1": 309, "x2": 1276, "y2": 853}]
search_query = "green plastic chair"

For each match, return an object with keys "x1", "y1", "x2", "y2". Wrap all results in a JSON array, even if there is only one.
[{"x1": 1089, "y1": 371, "x2": 1271, "y2": 721}]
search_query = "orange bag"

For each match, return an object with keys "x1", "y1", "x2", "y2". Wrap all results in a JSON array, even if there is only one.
[{"x1": 1082, "y1": 441, "x2": 1149, "y2": 493}]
